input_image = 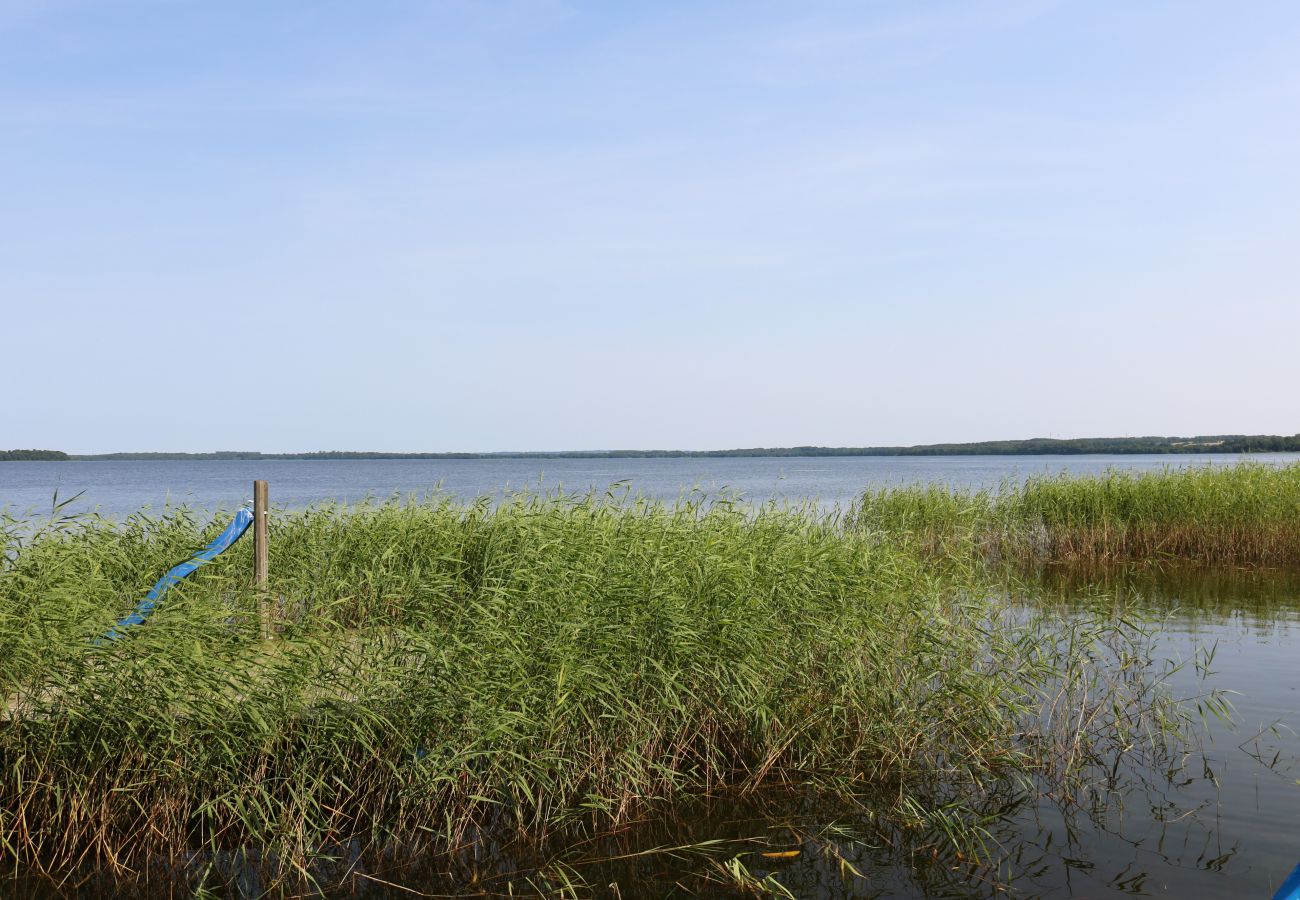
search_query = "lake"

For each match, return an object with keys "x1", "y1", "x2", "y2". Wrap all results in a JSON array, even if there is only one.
[
  {"x1": 468, "y1": 568, "x2": 1300, "y2": 898},
  {"x1": 5, "y1": 454, "x2": 1300, "y2": 897},
  {"x1": 4, "y1": 453, "x2": 1300, "y2": 519}
]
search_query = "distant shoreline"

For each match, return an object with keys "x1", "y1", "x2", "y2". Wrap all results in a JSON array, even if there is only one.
[{"x1": 6, "y1": 434, "x2": 1300, "y2": 461}]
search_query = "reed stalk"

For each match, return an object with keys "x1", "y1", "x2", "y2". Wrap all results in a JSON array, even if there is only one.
[
  {"x1": 0, "y1": 484, "x2": 1228, "y2": 894},
  {"x1": 850, "y1": 462, "x2": 1300, "y2": 566}
]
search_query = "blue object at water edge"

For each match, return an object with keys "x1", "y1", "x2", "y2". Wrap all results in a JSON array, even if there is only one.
[
  {"x1": 1274, "y1": 861, "x2": 1300, "y2": 900},
  {"x1": 102, "y1": 507, "x2": 254, "y2": 640}
]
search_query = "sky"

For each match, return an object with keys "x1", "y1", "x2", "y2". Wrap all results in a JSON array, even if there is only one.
[{"x1": 3, "y1": 0, "x2": 1299, "y2": 453}]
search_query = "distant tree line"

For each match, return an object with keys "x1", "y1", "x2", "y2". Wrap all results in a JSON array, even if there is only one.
[
  {"x1": 0, "y1": 449, "x2": 70, "y2": 461},
  {"x1": 30, "y1": 434, "x2": 1300, "y2": 461},
  {"x1": 863, "y1": 435, "x2": 1300, "y2": 456}
]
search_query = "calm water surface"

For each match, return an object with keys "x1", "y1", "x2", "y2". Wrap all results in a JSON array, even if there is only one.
[
  {"x1": 559, "y1": 570, "x2": 1300, "y2": 898},
  {"x1": 996, "y1": 573, "x2": 1300, "y2": 898},
  {"x1": 3, "y1": 453, "x2": 1299, "y2": 518},
  {"x1": 6, "y1": 457, "x2": 1300, "y2": 896}
]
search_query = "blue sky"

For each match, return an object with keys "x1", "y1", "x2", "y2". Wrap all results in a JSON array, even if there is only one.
[{"x1": 4, "y1": 0, "x2": 1298, "y2": 453}]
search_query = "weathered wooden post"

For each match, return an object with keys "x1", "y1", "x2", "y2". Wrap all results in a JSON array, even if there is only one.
[{"x1": 253, "y1": 479, "x2": 270, "y2": 639}]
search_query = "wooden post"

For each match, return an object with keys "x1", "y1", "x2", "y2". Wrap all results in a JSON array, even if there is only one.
[{"x1": 253, "y1": 479, "x2": 269, "y2": 639}]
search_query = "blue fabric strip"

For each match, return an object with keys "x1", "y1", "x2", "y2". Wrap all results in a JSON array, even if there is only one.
[
  {"x1": 103, "y1": 507, "x2": 254, "y2": 639},
  {"x1": 1275, "y1": 861, "x2": 1300, "y2": 900}
]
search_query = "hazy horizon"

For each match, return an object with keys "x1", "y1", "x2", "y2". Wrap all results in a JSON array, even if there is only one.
[
  {"x1": 6, "y1": 1, "x2": 1299, "y2": 454},
  {"x1": 14, "y1": 432, "x2": 1300, "y2": 458}
]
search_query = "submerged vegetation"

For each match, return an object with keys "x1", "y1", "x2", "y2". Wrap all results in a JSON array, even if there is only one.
[{"x1": 0, "y1": 465, "x2": 1278, "y2": 894}]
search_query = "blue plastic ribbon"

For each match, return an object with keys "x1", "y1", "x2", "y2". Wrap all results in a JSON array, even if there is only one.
[
  {"x1": 102, "y1": 507, "x2": 254, "y2": 640},
  {"x1": 1275, "y1": 861, "x2": 1300, "y2": 900}
]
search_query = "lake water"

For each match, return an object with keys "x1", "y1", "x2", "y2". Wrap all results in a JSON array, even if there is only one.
[
  {"x1": 521, "y1": 569, "x2": 1300, "y2": 898},
  {"x1": 3, "y1": 453, "x2": 1299, "y2": 519},
  {"x1": 984, "y1": 571, "x2": 1300, "y2": 898},
  {"x1": 6, "y1": 454, "x2": 1300, "y2": 897}
]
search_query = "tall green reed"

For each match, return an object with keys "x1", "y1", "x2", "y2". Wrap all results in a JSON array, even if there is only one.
[
  {"x1": 0, "y1": 489, "x2": 1216, "y2": 894},
  {"x1": 850, "y1": 462, "x2": 1300, "y2": 566}
]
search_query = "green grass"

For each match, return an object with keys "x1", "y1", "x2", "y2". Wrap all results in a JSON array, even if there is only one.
[
  {"x1": 0, "y1": 487, "x2": 1217, "y2": 894},
  {"x1": 851, "y1": 462, "x2": 1300, "y2": 566}
]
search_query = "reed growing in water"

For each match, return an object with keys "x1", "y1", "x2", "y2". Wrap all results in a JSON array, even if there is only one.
[
  {"x1": 0, "y1": 482, "x2": 1226, "y2": 894},
  {"x1": 851, "y1": 462, "x2": 1300, "y2": 566}
]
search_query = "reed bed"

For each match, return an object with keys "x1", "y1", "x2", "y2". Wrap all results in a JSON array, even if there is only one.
[
  {"x1": 0, "y1": 488, "x2": 1214, "y2": 894},
  {"x1": 851, "y1": 461, "x2": 1300, "y2": 566}
]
